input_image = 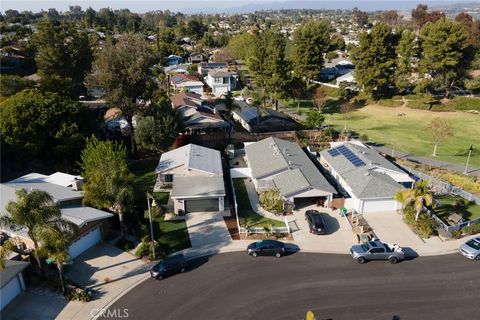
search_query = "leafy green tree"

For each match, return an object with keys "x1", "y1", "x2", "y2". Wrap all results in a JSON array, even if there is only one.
[
  {"x1": 135, "y1": 112, "x2": 179, "y2": 153},
  {"x1": 87, "y1": 34, "x2": 154, "y2": 157},
  {"x1": 0, "y1": 75, "x2": 35, "y2": 98},
  {"x1": 221, "y1": 91, "x2": 239, "y2": 121},
  {"x1": 0, "y1": 239, "x2": 15, "y2": 271},
  {"x1": 351, "y1": 23, "x2": 397, "y2": 99},
  {"x1": 418, "y1": 18, "x2": 472, "y2": 97},
  {"x1": 186, "y1": 19, "x2": 207, "y2": 41},
  {"x1": 32, "y1": 18, "x2": 93, "y2": 96},
  {"x1": 288, "y1": 76, "x2": 306, "y2": 113},
  {"x1": 0, "y1": 189, "x2": 77, "y2": 275},
  {"x1": 305, "y1": 109, "x2": 325, "y2": 129},
  {"x1": 292, "y1": 20, "x2": 330, "y2": 83},
  {"x1": 0, "y1": 90, "x2": 92, "y2": 161},
  {"x1": 395, "y1": 180, "x2": 433, "y2": 221},
  {"x1": 455, "y1": 12, "x2": 480, "y2": 49},
  {"x1": 80, "y1": 136, "x2": 134, "y2": 238},
  {"x1": 338, "y1": 81, "x2": 357, "y2": 101},
  {"x1": 227, "y1": 32, "x2": 256, "y2": 61},
  {"x1": 394, "y1": 29, "x2": 417, "y2": 93}
]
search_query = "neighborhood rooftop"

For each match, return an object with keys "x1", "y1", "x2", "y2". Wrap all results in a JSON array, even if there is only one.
[
  {"x1": 245, "y1": 137, "x2": 337, "y2": 195},
  {"x1": 156, "y1": 144, "x2": 223, "y2": 175},
  {"x1": 171, "y1": 176, "x2": 225, "y2": 198}
]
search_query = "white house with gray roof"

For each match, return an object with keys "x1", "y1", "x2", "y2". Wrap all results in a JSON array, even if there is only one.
[
  {"x1": 0, "y1": 172, "x2": 113, "y2": 260},
  {"x1": 319, "y1": 141, "x2": 414, "y2": 213},
  {"x1": 244, "y1": 137, "x2": 337, "y2": 209},
  {"x1": 155, "y1": 144, "x2": 226, "y2": 215}
]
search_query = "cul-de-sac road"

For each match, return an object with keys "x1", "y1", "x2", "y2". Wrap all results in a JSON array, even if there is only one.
[{"x1": 108, "y1": 253, "x2": 480, "y2": 320}]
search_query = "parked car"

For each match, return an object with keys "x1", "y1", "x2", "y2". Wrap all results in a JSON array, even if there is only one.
[
  {"x1": 150, "y1": 254, "x2": 188, "y2": 279},
  {"x1": 458, "y1": 237, "x2": 480, "y2": 261},
  {"x1": 234, "y1": 96, "x2": 245, "y2": 101},
  {"x1": 305, "y1": 210, "x2": 327, "y2": 235},
  {"x1": 350, "y1": 241, "x2": 405, "y2": 264},
  {"x1": 247, "y1": 240, "x2": 285, "y2": 258}
]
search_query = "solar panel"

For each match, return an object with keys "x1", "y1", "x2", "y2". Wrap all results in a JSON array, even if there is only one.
[
  {"x1": 327, "y1": 148, "x2": 340, "y2": 157},
  {"x1": 337, "y1": 145, "x2": 366, "y2": 167}
]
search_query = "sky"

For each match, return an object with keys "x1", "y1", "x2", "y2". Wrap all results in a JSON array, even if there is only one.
[{"x1": 1, "y1": 0, "x2": 477, "y2": 14}]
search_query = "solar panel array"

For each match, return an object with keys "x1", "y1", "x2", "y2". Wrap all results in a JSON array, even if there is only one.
[{"x1": 327, "y1": 145, "x2": 366, "y2": 167}]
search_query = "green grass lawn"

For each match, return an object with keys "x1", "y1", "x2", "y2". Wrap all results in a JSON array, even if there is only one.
[
  {"x1": 233, "y1": 178, "x2": 286, "y2": 228},
  {"x1": 129, "y1": 157, "x2": 191, "y2": 254},
  {"x1": 434, "y1": 195, "x2": 480, "y2": 222},
  {"x1": 324, "y1": 104, "x2": 480, "y2": 167}
]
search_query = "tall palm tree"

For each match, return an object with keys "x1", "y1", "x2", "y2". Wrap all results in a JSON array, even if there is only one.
[
  {"x1": 38, "y1": 226, "x2": 74, "y2": 295},
  {"x1": 0, "y1": 189, "x2": 77, "y2": 276},
  {"x1": 395, "y1": 180, "x2": 433, "y2": 221}
]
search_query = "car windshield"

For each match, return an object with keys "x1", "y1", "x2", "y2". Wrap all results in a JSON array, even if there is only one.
[{"x1": 466, "y1": 239, "x2": 480, "y2": 250}]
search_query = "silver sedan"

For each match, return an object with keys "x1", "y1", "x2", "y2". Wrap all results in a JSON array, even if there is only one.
[{"x1": 458, "y1": 237, "x2": 480, "y2": 261}]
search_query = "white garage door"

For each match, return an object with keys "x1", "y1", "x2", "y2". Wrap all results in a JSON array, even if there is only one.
[
  {"x1": 1, "y1": 276, "x2": 22, "y2": 310},
  {"x1": 361, "y1": 199, "x2": 399, "y2": 213},
  {"x1": 69, "y1": 226, "x2": 101, "y2": 259}
]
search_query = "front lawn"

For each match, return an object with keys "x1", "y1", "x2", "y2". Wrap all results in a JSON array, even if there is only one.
[
  {"x1": 434, "y1": 194, "x2": 480, "y2": 222},
  {"x1": 233, "y1": 178, "x2": 285, "y2": 228},
  {"x1": 129, "y1": 157, "x2": 191, "y2": 254}
]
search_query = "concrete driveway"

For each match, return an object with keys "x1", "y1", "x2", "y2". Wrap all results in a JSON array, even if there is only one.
[
  {"x1": 184, "y1": 211, "x2": 232, "y2": 257},
  {"x1": 288, "y1": 205, "x2": 357, "y2": 253}
]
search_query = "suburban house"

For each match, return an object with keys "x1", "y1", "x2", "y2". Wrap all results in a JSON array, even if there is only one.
[
  {"x1": 165, "y1": 54, "x2": 183, "y2": 66},
  {"x1": 164, "y1": 63, "x2": 190, "y2": 75},
  {"x1": 188, "y1": 52, "x2": 206, "y2": 64},
  {"x1": 321, "y1": 57, "x2": 354, "y2": 80},
  {"x1": 336, "y1": 70, "x2": 356, "y2": 87},
  {"x1": 205, "y1": 70, "x2": 237, "y2": 97},
  {"x1": 197, "y1": 62, "x2": 228, "y2": 77},
  {"x1": 171, "y1": 92, "x2": 230, "y2": 134},
  {"x1": 170, "y1": 74, "x2": 204, "y2": 95},
  {"x1": 0, "y1": 172, "x2": 113, "y2": 260},
  {"x1": 232, "y1": 107, "x2": 298, "y2": 133},
  {"x1": 244, "y1": 137, "x2": 337, "y2": 209},
  {"x1": 154, "y1": 144, "x2": 226, "y2": 215},
  {"x1": 1, "y1": 260, "x2": 29, "y2": 310},
  {"x1": 319, "y1": 141, "x2": 414, "y2": 213}
]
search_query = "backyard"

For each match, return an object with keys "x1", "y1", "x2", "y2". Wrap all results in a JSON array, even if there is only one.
[
  {"x1": 233, "y1": 178, "x2": 286, "y2": 228},
  {"x1": 129, "y1": 158, "x2": 191, "y2": 254},
  {"x1": 433, "y1": 194, "x2": 480, "y2": 223}
]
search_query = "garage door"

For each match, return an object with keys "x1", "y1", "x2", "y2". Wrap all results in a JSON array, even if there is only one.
[
  {"x1": 69, "y1": 226, "x2": 101, "y2": 259},
  {"x1": 185, "y1": 198, "x2": 219, "y2": 213},
  {"x1": 361, "y1": 199, "x2": 399, "y2": 213},
  {"x1": 1, "y1": 276, "x2": 22, "y2": 310}
]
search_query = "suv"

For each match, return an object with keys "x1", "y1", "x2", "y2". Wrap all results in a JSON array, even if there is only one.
[
  {"x1": 458, "y1": 237, "x2": 480, "y2": 260},
  {"x1": 247, "y1": 240, "x2": 285, "y2": 258},
  {"x1": 150, "y1": 254, "x2": 188, "y2": 280},
  {"x1": 350, "y1": 241, "x2": 405, "y2": 264},
  {"x1": 305, "y1": 210, "x2": 327, "y2": 235}
]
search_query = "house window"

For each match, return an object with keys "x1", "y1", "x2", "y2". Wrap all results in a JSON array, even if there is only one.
[
  {"x1": 214, "y1": 77, "x2": 221, "y2": 83},
  {"x1": 223, "y1": 77, "x2": 229, "y2": 84},
  {"x1": 163, "y1": 174, "x2": 173, "y2": 183}
]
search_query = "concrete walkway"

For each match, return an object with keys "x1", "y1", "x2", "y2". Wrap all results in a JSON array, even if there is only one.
[{"x1": 243, "y1": 179, "x2": 285, "y2": 222}]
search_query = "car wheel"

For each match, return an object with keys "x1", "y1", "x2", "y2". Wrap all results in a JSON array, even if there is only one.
[
  {"x1": 156, "y1": 275, "x2": 163, "y2": 280},
  {"x1": 357, "y1": 257, "x2": 366, "y2": 264},
  {"x1": 252, "y1": 252, "x2": 258, "y2": 257},
  {"x1": 475, "y1": 255, "x2": 480, "y2": 261},
  {"x1": 389, "y1": 257, "x2": 399, "y2": 264},
  {"x1": 180, "y1": 267, "x2": 186, "y2": 273},
  {"x1": 275, "y1": 252, "x2": 282, "y2": 258}
]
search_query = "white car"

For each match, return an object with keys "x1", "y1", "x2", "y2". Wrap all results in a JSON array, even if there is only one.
[{"x1": 458, "y1": 236, "x2": 480, "y2": 261}]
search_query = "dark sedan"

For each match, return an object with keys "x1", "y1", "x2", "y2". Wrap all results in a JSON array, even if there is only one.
[
  {"x1": 247, "y1": 240, "x2": 285, "y2": 258},
  {"x1": 150, "y1": 254, "x2": 188, "y2": 280},
  {"x1": 305, "y1": 210, "x2": 327, "y2": 235}
]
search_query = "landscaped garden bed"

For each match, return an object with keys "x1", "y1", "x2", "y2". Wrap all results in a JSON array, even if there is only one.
[{"x1": 433, "y1": 194, "x2": 480, "y2": 223}]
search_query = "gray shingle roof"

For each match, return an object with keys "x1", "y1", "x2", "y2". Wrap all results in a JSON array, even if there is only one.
[
  {"x1": 0, "y1": 260, "x2": 29, "y2": 288},
  {"x1": 320, "y1": 142, "x2": 406, "y2": 199},
  {"x1": 61, "y1": 206, "x2": 113, "y2": 227},
  {"x1": 170, "y1": 176, "x2": 225, "y2": 198},
  {"x1": 156, "y1": 144, "x2": 223, "y2": 175},
  {"x1": 245, "y1": 137, "x2": 336, "y2": 196}
]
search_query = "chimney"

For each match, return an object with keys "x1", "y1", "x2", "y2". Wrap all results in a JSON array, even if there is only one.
[{"x1": 72, "y1": 177, "x2": 83, "y2": 191}]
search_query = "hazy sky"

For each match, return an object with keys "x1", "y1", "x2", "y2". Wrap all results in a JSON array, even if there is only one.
[{"x1": 1, "y1": 0, "x2": 475, "y2": 13}]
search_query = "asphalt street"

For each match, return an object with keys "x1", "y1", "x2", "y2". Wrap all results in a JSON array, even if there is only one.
[{"x1": 107, "y1": 252, "x2": 480, "y2": 320}]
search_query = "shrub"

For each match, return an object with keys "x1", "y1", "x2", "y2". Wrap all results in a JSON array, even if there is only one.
[
  {"x1": 67, "y1": 288, "x2": 92, "y2": 302},
  {"x1": 259, "y1": 188, "x2": 284, "y2": 214},
  {"x1": 403, "y1": 205, "x2": 437, "y2": 238},
  {"x1": 134, "y1": 236, "x2": 165, "y2": 260},
  {"x1": 144, "y1": 205, "x2": 163, "y2": 220},
  {"x1": 460, "y1": 223, "x2": 480, "y2": 235},
  {"x1": 323, "y1": 127, "x2": 338, "y2": 140},
  {"x1": 437, "y1": 172, "x2": 480, "y2": 193}
]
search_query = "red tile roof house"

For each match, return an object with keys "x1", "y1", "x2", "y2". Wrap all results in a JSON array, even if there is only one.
[
  {"x1": 171, "y1": 92, "x2": 230, "y2": 134},
  {"x1": 170, "y1": 74, "x2": 204, "y2": 95}
]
